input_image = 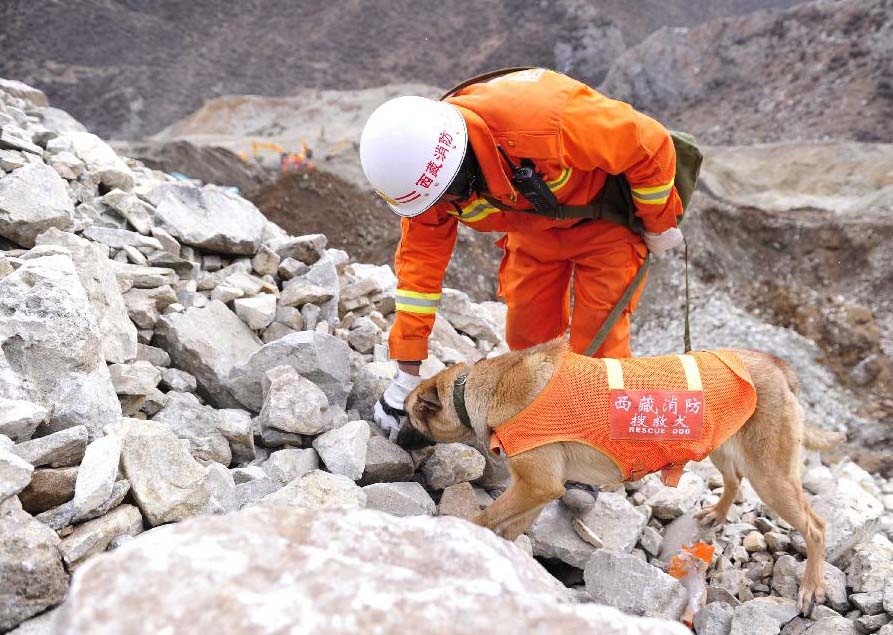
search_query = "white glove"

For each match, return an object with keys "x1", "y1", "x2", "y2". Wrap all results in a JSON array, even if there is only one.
[
  {"x1": 643, "y1": 226, "x2": 684, "y2": 255},
  {"x1": 373, "y1": 369, "x2": 422, "y2": 441}
]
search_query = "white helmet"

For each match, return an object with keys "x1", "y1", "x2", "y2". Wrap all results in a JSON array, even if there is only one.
[{"x1": 360, "y1": 96, "x2": 467, "y2": 217}]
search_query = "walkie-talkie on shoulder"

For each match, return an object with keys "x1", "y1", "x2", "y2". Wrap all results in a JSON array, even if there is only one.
[{"x1": 497, "y1": 146, "x2": 559, "y2": 215}]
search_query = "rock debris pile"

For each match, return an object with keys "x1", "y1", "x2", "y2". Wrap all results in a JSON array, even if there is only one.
[{"x1": 1, "y1": 79, "x2": 891, "y2": 635}]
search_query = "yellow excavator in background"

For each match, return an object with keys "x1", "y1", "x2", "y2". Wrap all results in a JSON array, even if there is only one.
[{"x1": 240, "y1": 139, "x2": 314, "y2": 174}]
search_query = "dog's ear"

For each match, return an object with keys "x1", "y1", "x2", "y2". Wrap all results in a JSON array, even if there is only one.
[{"x1": 416, "y1": 385, "x2": 441, "y2": 413}]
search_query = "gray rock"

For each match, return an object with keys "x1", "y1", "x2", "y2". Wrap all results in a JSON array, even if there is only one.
[
  {"x1": 693, "y1": 601, "x2": 734, "y2": 635},
  {"x1": 0, "y1": 124, "x2": 41, "y2": 155},
  {"x1": 52, "y1": 506, "x2": 690, "y2": 635},
  {"x1": 581, "y1": 491, "x2": 648, "y2": 553},
  {"x1": 261, "y1": 448, "x2": 319, "y2": 486},
  {"x1": 279, "y1": 278, "x2": 333, "y2": 308},
  {"x1": 123, "y1": 285, "x2": 178, "y2": 328},
  {"x1": 12, "y1": 425, "x2": 88, "y2": 468},
  {"x1": 155, "y1": 300, "x2": 261, "y2": 408},
  {"x1": 5, "y1": 607, "x2": 59, "y2": 635},
  {"x1": 231, "y1": 465, "x2": 267, "y2": 484},
  {"x1": 116, "y1": 418, "x2": 220, "y2": 526},
  {"x1": 640, "y1": 525, "x2": 664, "y2": 557},
  {"x1": 277, "y1": 257, "x2": 308, "y2": 280},
  {"x1": 0, "y1": 510, "x2": 69, "y2": 632},
  {"x1": 149, "y1": 182, "x2": 267, "y2": 255},
  {"x1": 803, "y1": 617, "x2": 860, "y2": 634},
  {"x1": 585, "y1": 550, "x2": 688, "y2": 620},
  {"x1": 439, "y1": 288, "x2": 501, "y2": 344},
  {"x1": 268, "y1": 234, "x2": 326, "y2": 264},
  {"x1": 312, "y1": 420, "x2": 369, "y2": 481},
  {"x1": 19, "y1": 467, "x2": 77, "y2": 514},
  {"x1": 227, "y1": 331, "x2": 351, "y2": 411},
  {"x1": 0, "y1": 447, "x2": 33, "y2": 502},
  {"x1": 152, "y1": 392, "x2": 232, "y2": 466},
  {"x1": 885, "y1": 579, "x2": 893, "y2": 615},
  {"x1": 855, "y1": 614, "x2": 891, "y2": 633},
  {"x1": 437, "y1": 482, "x2": 480, "y2": 519},
  {"x1": 0, "y1": 398, "x2": 48, "y2": 442},
  {"x1": 260, "y1": 470, "x2": 366, "y2": 511},
  {"x1": 849, "y1": 591, "x2": 884, "y2": 615},
  {"x1": 347, "y1": 318, "x2": 380, "y2": 354},
  {"x1": 109, "y1": 260, "x2": 177, "y2": 289},
  {"x1": 0, "y1": 254, "x2": 121, "y2": 438},
  {"x1": 0, "y1": 78, "x2": 49, "y2": 106},
  {"x1": 0, "y1": 163, "x2": 74, "y2": 247},
  {"x1": 813, "y1": 478, "x2": 884, "y2": 565},
  {"x1": 257, "y1": 365, "x2": 330, "y2": 435},
  {"x1": 215, "y1": 408, "x2": 255, "y2": 463},
  {"x1": 250, "y1": 245, "x2": 280, "y2": 277},
  {"x1": 301, "y1": 302, "x2": 321, "y2": 330},
  {"x1": 95, "y1": 190, "x2": 155, "y2": 235},
  {"x1": 136, "y1": 344, "x2": 170, "y2": 367},
  {"x1": 35, "y1": 229, "x2": 138, "y2": 363},
  {"x1": 49, "y1": 131, "x2": 134, "y2": 190},
  {"x1": 421, "y1": 443, "x2": 486, "y2": 490},
  {"x1": 728, "y1": 597, "x2": 798, "y2": 635},
  {"x1": 261, "y1": 322, "x2": 297, "y2": 343},
  {"x1": 363, "y1": 482, "x2": 436, "y2": 516},
  {"x1": 302, "y1": 251, "x2": 341, "y2": 325},
  {"x1": 359, "y1": 435, "x2": 414, "y2": 484},
  {"x1": 530, "y1": 500, "x2": 598, "y2": 568},
  {"x1": 771, "y1": 555, "x2": 849, "y2": 613},
  {"x1": 646, "y1": 472, "x2": 706, "y2": 521},
  {"x1": 347, "y1": 360, "x2": 394, "y2": 421},
  {"x1": 58, "y1": 504, "x2": 143, "y2": 568},
  {"x1": 108, "y1": 361, "x2": 161, "y2": 395},
  {"x1": 234, "y1": 294, "x2": 276, "y2": 330},
  {"x1": 846, "y1": 540, "x2": 893, "y2": 593},
  {"x1": 159, "y1": 367, "x2": 197, "y2": 393},
  {"x1": 71, "y1": 435, "x2": 121, "y2": 516},
  {"x1": 82, "y1": 226, "x2": 162, "y2": 252},
  {"x1": 233, "y1": 477, "x2": 280, "y2": 509}
]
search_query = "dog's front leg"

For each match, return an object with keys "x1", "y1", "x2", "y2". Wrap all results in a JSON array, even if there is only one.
[
  {"x1": 472, "y1": 478, "x2": 565, "y2": 541},
  {"x1": 473, "y1": 450, "x2": 567, "y2": 541}
]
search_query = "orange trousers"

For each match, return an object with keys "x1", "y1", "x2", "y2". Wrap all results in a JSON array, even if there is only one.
[{"x1": 497, "y1": 220, "x2": 648, "y2": 358}]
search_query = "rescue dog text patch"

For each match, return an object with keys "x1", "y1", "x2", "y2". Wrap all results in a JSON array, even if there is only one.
[{"x1": 609, "y1": 389, "x2": 705, "y2": 441}]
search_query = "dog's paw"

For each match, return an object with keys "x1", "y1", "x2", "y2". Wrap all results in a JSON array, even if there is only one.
[
  {"x1": 693, "y1": 505, "x2": 726, "y2": 527},
  {"x1": 797, "y1": 580, "x2": 826, "y2": 616}
]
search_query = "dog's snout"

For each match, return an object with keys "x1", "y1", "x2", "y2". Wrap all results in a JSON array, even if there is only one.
[{"x1": 395, "y1": 420, "x2": 436, "y2": 450}]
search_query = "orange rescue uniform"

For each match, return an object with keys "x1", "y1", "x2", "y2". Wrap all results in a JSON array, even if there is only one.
[
  {"x1": 489, "y1": 350, "x2": 758, "y2": 482},
  {"x1": 389, "y1": 69, "x2": 684, "y2": 361}
]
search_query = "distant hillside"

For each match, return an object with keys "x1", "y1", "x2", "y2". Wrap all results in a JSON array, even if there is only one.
[
  {"x1": 0, "y1": 0, "x2": 800, "y2": 139},
  {"x1": 601, "y1": 0, "x2": 893, "y2": 144}
]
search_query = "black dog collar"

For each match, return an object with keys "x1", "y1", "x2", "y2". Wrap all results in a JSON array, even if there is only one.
[{"x1": 453, "y1": 373, "x2": 472, "y2": 429}]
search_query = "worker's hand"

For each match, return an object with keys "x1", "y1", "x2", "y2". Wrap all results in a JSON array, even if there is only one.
[
  {"x1": 643, "y1": 227, "x2": 684, "y2": 256},
  {"x1": 373, "y1": 369, "x2": 422, "y2": 441}
]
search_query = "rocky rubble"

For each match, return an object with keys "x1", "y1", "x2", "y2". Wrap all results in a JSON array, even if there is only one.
[{"x1": 0, "y1": 78, "x2": 891, "y2": 635}]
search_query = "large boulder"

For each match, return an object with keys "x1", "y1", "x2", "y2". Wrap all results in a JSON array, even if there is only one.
[
  {"x1": 35, "y1": 229, "x2": 138, "y2": 363},
  {"x1": 0, "y1": 162, "x2": 74, "y2": 247},
  {"x1": 0, "y1": 254, "x2": 121, "y2": 438},
  {"x1": 0, "y1": 510, "x2": 69, "y2": 632},
  {"x1": 54, "y1": 507, "x2": 689, "y2": 635},
  {"x1": 812, "y1": 477, "x2": 884, "y2": 564},
  {"x1": 151, "y1": 392, "x2": 232, "y2": 466},
  {"x1": 154, "y1": 300, "x2": 262, "y2": 408},
  {"x1": 148, "y1": 182, "x2": 267, "y2": 255},
  {"x1": 227, "y1": 331, "x2": 351, "y2": 411}
]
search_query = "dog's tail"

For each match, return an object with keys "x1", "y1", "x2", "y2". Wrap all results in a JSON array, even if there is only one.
[{"x1": 803, "y1": 424, "x2": 846, "y2": 451}]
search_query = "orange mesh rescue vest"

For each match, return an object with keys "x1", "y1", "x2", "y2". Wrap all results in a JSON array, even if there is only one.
[{"x1": 489, "y1": 350, "x2": 757, "y2": 484}]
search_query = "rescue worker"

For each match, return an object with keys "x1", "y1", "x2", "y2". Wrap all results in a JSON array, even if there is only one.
[{"x1": 360, "y1": 68, "x2": 685, "y2": 436}]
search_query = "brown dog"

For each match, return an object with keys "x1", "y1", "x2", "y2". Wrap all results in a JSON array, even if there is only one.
[{"x1": 398, "y1": 340, "x2": 844, "y2": 614}]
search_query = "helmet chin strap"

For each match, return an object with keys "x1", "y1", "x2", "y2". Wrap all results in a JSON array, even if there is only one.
[{"x1": 444, "y1": 144, "x2": 483, "y2": 201}]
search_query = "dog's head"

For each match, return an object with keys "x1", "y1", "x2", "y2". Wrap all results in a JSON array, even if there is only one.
[{"x1": 396, "y1": 364, "x2": 475, "y2": 451}]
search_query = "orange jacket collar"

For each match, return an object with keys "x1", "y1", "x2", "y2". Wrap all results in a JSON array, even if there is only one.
[{"x1": 450, "y1": 104, "x2": 516, "y2": 205}]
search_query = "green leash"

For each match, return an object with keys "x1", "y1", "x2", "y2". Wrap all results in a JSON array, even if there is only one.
[{"x1": 584, "y1": 242, "x2": 692, "y2": 358}]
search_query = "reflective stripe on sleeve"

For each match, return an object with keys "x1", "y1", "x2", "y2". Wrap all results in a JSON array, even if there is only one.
[
  {"x1": 395, "y1": 289, "x2": 441, "y2": 314},
  {"x1": 631, "y1": 178, "x2": 674, "y2": 205}
]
